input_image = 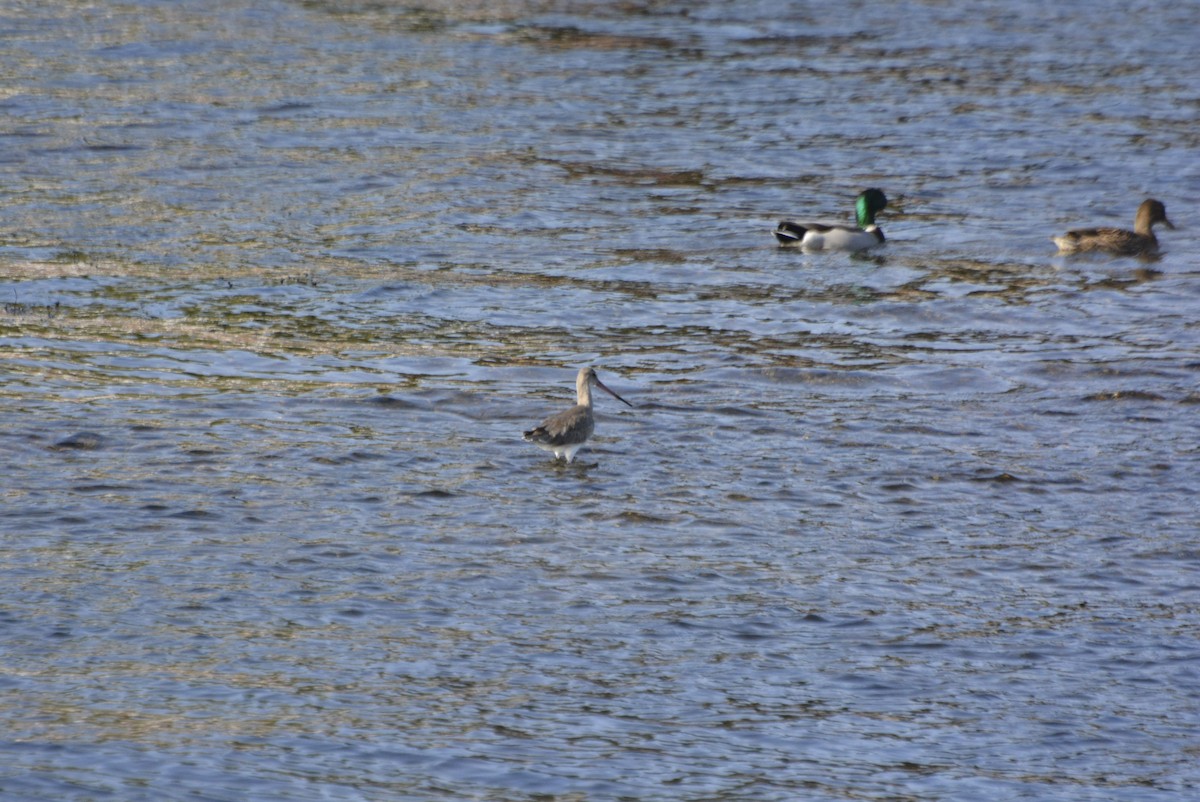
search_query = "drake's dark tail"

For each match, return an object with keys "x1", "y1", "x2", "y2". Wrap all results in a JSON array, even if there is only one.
[{"x1": 773, "y1": 221, "x2": 808, "y2": 244}]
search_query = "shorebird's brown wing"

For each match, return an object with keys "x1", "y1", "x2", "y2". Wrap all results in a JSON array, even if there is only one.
[{"x1": 523, "y1": 404, "x2": 593, "y2": 446}]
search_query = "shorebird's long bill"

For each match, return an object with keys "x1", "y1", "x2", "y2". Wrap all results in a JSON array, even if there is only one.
[{"x1": 595, "y1": 378, "x2": 633, "y2": 407}]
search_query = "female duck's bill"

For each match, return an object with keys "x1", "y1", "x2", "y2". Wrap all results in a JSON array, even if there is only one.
[
  {"x1": 774, "y1": 188, "x2": 888, "y2": 252},
  {"x1": 1053, "y1": 198, "x2": 1174, "y2": 256},
  {"x1": 522, "y1": 367, "x2": 632, "y2": 463}
]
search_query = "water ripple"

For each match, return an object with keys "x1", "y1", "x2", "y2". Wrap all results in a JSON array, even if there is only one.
[{"x1": 2, "y1": 1, "x2": 1199, "y2": 800}]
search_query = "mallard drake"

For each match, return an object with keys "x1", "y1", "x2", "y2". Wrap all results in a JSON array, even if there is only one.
[
  {"x1": 1053, "y1": 198, "x2": 1174, "y2": 256},
  {"x1": 773, "y1": 188, "x2": 888, "y2": 251}
]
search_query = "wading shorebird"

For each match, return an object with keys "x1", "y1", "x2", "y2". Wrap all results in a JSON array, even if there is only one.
[
  {"x1": 773, "y1": 188, "x2": 889, "y2": 252},
  {"x1": 1053, "y1": 198, "x2": 1174, "y2": 256},
  {"x1": 523, "y1": 367, "x2": 632, "y2": 463}
]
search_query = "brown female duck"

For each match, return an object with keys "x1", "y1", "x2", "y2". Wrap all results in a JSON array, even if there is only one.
[{"x1": 1053, "y1": 199, "x2": 1174, "y2": 256}]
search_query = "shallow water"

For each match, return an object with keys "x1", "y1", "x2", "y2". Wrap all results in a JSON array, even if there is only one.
[{"x1": 2, "y1": 1, "x2": 1199, "y2": 800}]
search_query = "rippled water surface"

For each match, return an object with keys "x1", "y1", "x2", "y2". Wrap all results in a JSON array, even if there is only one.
[{"x1": 3, "y1": 1, "x2": 1199, "y2": 800}]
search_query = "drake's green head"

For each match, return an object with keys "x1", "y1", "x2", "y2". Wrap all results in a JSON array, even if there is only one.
[{"x1": 855, "y1": 188, "x2": 888, "y2": 228}]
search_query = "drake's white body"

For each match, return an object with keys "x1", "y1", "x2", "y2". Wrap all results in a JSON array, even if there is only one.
[{"x1": 776, "y1": 223, "x2": 884, "y2": 252}]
